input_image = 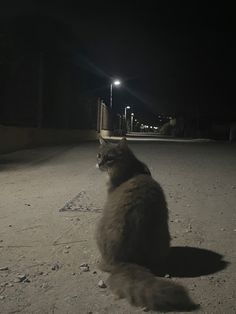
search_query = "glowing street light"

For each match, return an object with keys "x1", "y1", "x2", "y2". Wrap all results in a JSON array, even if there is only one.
[
  {"x1": 110, "y1": 79, "x2": 121, "y2": 109},
  {"x1": 131, "y1": 112, "x2": 134, "y2": 132},
  {"x1": 124, "y1": 105, "x2": 130, "y2": 132}
]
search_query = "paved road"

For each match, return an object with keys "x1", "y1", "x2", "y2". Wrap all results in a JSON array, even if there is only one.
[{"x1": 0, "y1": 141, "x2": 236, "y2": 313}]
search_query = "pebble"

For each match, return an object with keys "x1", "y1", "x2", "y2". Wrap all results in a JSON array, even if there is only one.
[
  {"x1": 220, "y1": 228, "x2": 225, "y2": 231},
  {"x1": 17, "y1": 274, "x2": 30, "y2": 283},
  {"x1": 0, "y1": 267, "x2": 9, "y2": 271},
  {"x1": 0, "y1": 295, "x2": 5, "y2": 300},
  {"x1": 98, "y1": 280, "x2": 106, "y2": 288},
  {"x1": 164, "y1": 274, "x2": 171, "y2": 278},
  {"x1": 51, "y1": 263, "x2": 61, "y2": 271},
  {"x1": 80, "y1": 263, "x2": 90, "y2": 272}
]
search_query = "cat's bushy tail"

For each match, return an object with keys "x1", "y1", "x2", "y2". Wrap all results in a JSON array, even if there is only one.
[{"x1": 107, "y1": 263, "x2": 199, "y2": 312}]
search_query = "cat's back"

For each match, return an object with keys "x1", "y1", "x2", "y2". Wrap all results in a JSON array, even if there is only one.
[{"x1": 105, "y1": 174, "x2": 167, "y2": 214}]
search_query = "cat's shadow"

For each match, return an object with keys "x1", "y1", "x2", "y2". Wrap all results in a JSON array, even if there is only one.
[{"x1": 151, "y1": 246, "x2": 229, "y2": 278}]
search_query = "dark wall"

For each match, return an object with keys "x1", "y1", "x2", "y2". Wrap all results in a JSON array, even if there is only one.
[{"x1": 0, "y1": 15, "x2": 98, "y2": 129}]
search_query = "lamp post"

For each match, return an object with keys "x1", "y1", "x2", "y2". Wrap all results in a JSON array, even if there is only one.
[
  {"x1": 110, "y1": 79, "x2": 121, "y2": 109},
  {"x1": 131, "y1": 112, "x2": 134, "y2": 132},
  {"x1": 124, "y1": 105, "x2": 130, "y2": 133}
]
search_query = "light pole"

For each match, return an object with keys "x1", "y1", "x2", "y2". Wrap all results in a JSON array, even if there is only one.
[
  {"x1": 131, "y1": 112, "x2": 134, "y2": 132},
  {"x1": 124, "y1": 105, "x2": 130, "y2": 132},
  {"x1": 110, "y1": 79, "x2": 121, "y2": 109}
]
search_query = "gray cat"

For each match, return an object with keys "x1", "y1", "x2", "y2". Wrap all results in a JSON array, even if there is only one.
[{"x1": 96, "y1": 138, "x2": 198, "y2": 312}]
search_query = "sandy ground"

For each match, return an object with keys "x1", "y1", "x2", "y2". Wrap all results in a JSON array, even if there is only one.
[{"x1": 0, "y1": 140, "x2": 236, "y2": 314}]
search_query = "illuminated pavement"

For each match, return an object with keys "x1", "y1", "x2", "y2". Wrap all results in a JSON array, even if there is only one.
[{"x1": 0, "y1": 141, "x2": 236, "y2": 313}]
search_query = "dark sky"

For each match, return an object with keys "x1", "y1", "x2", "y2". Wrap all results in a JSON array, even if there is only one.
[{"x1": 1, "y1": 2, "x2": 235, "y2": 122}]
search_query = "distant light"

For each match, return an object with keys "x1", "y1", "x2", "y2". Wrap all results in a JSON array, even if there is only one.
[
  {"x1": 135, "y1": 119, "x2": 137, "y2": 122},
  {"x1": 131, "y1": 113, "x2": 134, "y2": 116},
  {"x1": 113, "y1": 80, "x2": 121, "y2": 86},
  {"x1": 126, "y1": 106, "x2": 130, "y2": 109}
]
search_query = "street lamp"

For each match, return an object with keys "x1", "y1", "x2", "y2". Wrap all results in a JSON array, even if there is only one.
[
  {"x1": 110, "y1": 79, "x2": 121, "y2": 109},
  {"x1": 124, "y1": 105, "x2": 130, "y2": 132},
  {"x1": 131, "y1": 112, "x2": 134, "y2": 132}
]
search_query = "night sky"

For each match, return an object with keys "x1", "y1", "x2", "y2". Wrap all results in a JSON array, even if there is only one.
[{"x1": 0, "y1": 2, "x2": 235, "y2": 124}]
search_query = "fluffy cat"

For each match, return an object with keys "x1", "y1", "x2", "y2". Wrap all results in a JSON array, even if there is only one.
[{"x1": 96, "y1": 137, "x2": 198, "y2": 312}]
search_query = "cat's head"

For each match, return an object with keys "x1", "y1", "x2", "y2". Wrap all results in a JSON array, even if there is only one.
[{"x1": 96, "y1": 137, "x2": 130, "y2": 171}]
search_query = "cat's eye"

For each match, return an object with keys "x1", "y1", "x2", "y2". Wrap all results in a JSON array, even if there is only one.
[{"x1": 97, "y1": 153, "x2": 101, "y2": 159}]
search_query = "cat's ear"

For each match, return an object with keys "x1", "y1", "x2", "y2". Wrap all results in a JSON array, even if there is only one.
[
  {"x1": 99, "y1": 137, "x2": 107, "y2": 145},
  {"x1": 117, "y1": 137, "x2": 128, "y2": 148}
]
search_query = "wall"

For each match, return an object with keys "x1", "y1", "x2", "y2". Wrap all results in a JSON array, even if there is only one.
[{"x1": 0, "y1": 126, "x2": 98, "y2": 154}]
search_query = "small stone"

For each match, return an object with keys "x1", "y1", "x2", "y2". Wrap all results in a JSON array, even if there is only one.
[
  {"x1": 51, "y1": 263, "x2": 60, "y2": 271},
  {"x1": 165, "y1": 274, "x2": 171, "y2": 278},
  {"x1": 0, "y1": 267, "x2": 9, "y2": 271},
  {"x1": 0, "y1": 240, "x2": 3, "y2": 242},
  {"x1": 17, "y1": 274, "x2": 27, "y2": 282},
  {"x1": 65, "y1": 245, "x2": 71, "y2": 249},
  {"x1": 0, "y1": 295, "x2": 5, "y2": 300},
  {"x1": 8, "y1": 225, "x2": 12, "y2": 227},
  {"x1": 220, "y1": 228, "x2": 225, "y2": 231},
  {"x1": 98, "y1": 280, "x2": 106, "y2": 288},
  {"x1": 25, "y1": 204, "x2": 31, "y2": 206},
  {"x1": 232, "y1": 186, "x2": 235, "y2": 189},
  {"x1": 80, "y1": 263, "x2": 90, "y2": 272},
  {"x1": 17, "y1": 274, "x2": 30, "y2": 283},
  {"x1": 80, "y1": 266, "x2": 89, "y2": 272},
  {"x1": 93, "y1": 271, "x2": 97, "y2": 274},
  {"x1": 71, "y1": 272, "x2": 76, "y2": 276},
  {"x1": 174, "y1": 219, "x2": 180, "y2": 223},
  {"x1": 233, "y1": 229, "x2": 236, "y2": 232},
  {"x1": 64, "y1": 250, "x2": 69, "y2": 254}
]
